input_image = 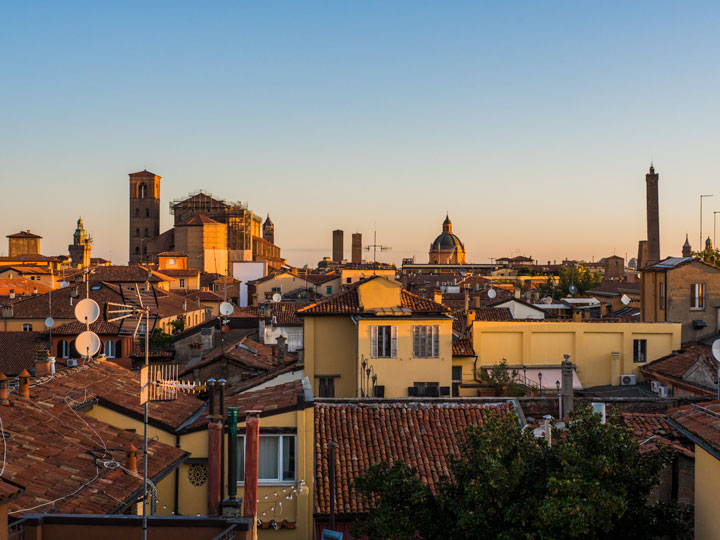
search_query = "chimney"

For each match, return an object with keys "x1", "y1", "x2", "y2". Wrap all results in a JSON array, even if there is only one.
[
  {"x1": 0, "y1": 374, "x2": 8, "y2": 406},
  {"x1": 264, "y1": 304, "x2": 271, "y2": 326},
  {"x1": 645, "y1": 165, "x2": 660, "y2": 266},
  {"x1": 243, "y1": 410, "x2": 262, "y2": 540},
  {"x1": 126, "y1": 444, "x2": 138, "y2": 473},
  {"x1": 611, "y1": 352, "x2": 622, "y2": 386},
  {"x1": 34, "y1": 350, "x2": 55, "y2": 377},
  {"x1": 466, "y1": 309, "x2": 475, "y2": 329},
  {"x1": 2, "y1": 305, "x2": 12, "y2": 318},
  {"x1": 8, "y1": 290, "x2": 14, "y2": 300},
  {"x1": 560, "y1": 355, "x2": 574, "y2": 417},
  {"x1": 572, "y1": 310, "x2": 583, "y2": 322},
  {"x1": 32, "y1": 287, "x2": 37, "y2": 295},
  {"x1": 276, "y1": 335, "x2": 286, "y2": 364},
  {"x1": 18, "y1": 369, "x2": 30, "y2": 398},
  {"x1": 514, "y1": 288, "x2": 521, "y2": 299},
  {"x1": 433, "y1": 290, "x2": 442, "y2": 305},
  {"x1": 464, "y1": 288, "x2": 470, "y2": 311}
]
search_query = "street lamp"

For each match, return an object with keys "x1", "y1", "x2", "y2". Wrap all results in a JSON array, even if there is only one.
[{"x1": 700, "y1": 195, "x2": 713, "y2": 248}]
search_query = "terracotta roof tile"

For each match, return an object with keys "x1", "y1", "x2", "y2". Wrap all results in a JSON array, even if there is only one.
[
  {"x1": 452, "y1": 337, "x2": 475, "y2": 357},
  {"x1": 50, "y1": 321, "x2": 121, "y2": 336},
  {"x1": 314, "y1": 400, "x2": 516, "y2": 515},
  {"x1": 669, "y1": 401, "x2": 720, "y2": 455},
  {"x1": 618, "y1": 412, "x2": 693, "y2": 457},
  {"x1": 0, "y1": 332, "x2": 49, "y2": 376},
  {"x1": 6, "y1": 231, "x2": 42, "y2": 239},
  {"x1": 474, "y1": 307, "x2": 513, "y2": 321}
]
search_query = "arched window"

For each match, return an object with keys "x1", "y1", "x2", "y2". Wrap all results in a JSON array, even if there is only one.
[
  {"x1": 143, "y1": 245, "x2": 147, "y2": 255},
  {"x1": 135, "y1": 208, "x2": 140, "y2": 217},
  {"x1": 104, "y1": 340, "x2": 116, "y2": 358},
  {"x1": 138, "y1": 183, "x2": 147, "y2": 199},
  {"x1": 115, "y1": 340, "x2": 123, "y2": 358},
  {"x1": 70, "y1": 340, "x2": 78, "y2": 358},
  {"x1": 135, "y1": 228, "x2": 140, "y2": 237},
  {"x1": 135, "y1": 246, "x2": 140, "y2": 255},
  {"x1": 145, "y1": 208, "x2": 150, "y2": 217},
  {"x1": 144, "y1": 228, "x2": 149, "y2": 238},
  {"x1": 57, "y1": 340, "x2": 69, "y2": 358}
]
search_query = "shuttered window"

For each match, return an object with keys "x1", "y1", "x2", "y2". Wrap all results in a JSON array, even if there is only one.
[
  {"x1": 371, "y1": 325, "x2": 397, "y2": 358},
  {"x1": 413, "y1": 325, "x2": 440, "y2": 358}
]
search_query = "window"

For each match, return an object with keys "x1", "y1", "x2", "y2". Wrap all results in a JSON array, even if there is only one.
[
  {"x1": 22, "y1": 324, "x2": 32, "y2": 332},
  {"x1": 318, "y1": 377, "x2": 335, "y2": 398},
  {"x1": 135, "y1": 208, "x2": 140, "y2": 217},
  {"x1": 633, "y1": 339, "x2": 647, "y2": 363},
  {"x1": 145, "y1": 208, "x2": 150, "y2": 217},
  {"x1": 413, "y1": 325, "x2": 440, "y2": 358},
  {"x1": 135, "y1": 228, "x2": 140, "y2": 238},
  {"x1": 179, "y1": 279, "x2": 185, "y2": 288},
  {"x1": 138, "y1": 183, "x2": 147, "y2": 199},
  {"x1": 452, "y1": 366, "x2": 462, "y2": 397},
  {"x1": 271, "y1": 287, "x2": 281, "y2": 293},
  {"x1": 346, "y1": 277, "x2": 352, "y2": 284},
  {"x1": 104, "y1": 340, "x2": 116, "y2": 358},
  {"x1": 326, "y1": 286, "x2": 332, "y2": 295},
  {"x1": 143, "y1": 228, "x2": 149, "y2": 238},
  {"x1": 659, "y1": 282, "x2": 665, "y2": 310},
  {"x1": 169, "y1": 258, "x2": 176, "y2": 266},
  {"x1": 691, "y1": 283, "x2": 705, "y2": 310},
  {"x1": 115, "y1": 340, "x2": 123, "y2": 358},
  {"x1": 237, "y1": 435, "x2": 295, "y2": 483},
  {"x1": 371, "y1": 325, "x2": 397, "y2": 358},
  {"x1": 135, "y1": 246, "x2": 140, "y2": 255},
  {"x1": 57, "y1": 340, "x2": 69, "y2": 358}
]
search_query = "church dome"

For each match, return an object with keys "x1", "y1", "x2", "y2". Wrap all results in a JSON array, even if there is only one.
[{"x1": 431, "y1": 232, "x2": 464, "y2": 251}]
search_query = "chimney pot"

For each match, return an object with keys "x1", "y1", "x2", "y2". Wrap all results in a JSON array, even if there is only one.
[
  {"x1": 18, "y1": 369, "x2": 30, "y2": 398},
  {"x1": 126, "y1": 444, "x2": 138, "y2": 473},
  {"x1": 0, "y1": 374, "x2": 8, "y2": 406}
]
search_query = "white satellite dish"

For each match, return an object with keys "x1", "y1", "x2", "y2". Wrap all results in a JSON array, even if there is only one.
[
  {"x1": 44, "y1": 317, "x2": 54, "y2": 328},
  {"x1": 712, "y1": 339, "x2": 720, "y2": 362},
  {"x1": 487, "y1": 288, "x2": 497, "y2": 299},
  {"x1": 541, "y1": 296, "x2": 553, "y2": 304},
  {"x1": 76, "y1": 330, "x2": 101, "y2": 357},
  {"x1": 60, "y1": 281, "x2": 69, "y2": 288},
  {"x1": 272, "y1": 293, "x2": 282, "y2": 303},
  {"x1": 620, "y1": 294, "x2": 631, "y2": 306},
  {"x1": 74, "y1": 298, "x2": 100, "y2": 324},
  {"x1": 219, "y1": 301, "x2": 234, "y2": 316},
  {"x1": 568, "y1": 284, "x2": 578, "y2": 295}
]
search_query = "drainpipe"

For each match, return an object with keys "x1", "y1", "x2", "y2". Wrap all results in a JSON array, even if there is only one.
[
  {"x1": 218, "y1": 379, "x2": 226, "y2": 502},
  {"x1": 561, "y1": 355, "x2": 574, "y2": 417},
  {"x1": 243, "y1": 410, "x2": 261, "y2": 540},
  {"x1": 227, "y1": 407, "x2": 238, "y2": 501},
  {"x1": 207, "y1": 379, "x2": 222, "y2": 515},
  {"x1": 174, "y1": 433, "x2": 180, "y2": 516}
]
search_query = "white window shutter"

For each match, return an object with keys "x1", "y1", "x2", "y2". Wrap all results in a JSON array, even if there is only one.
[
  {"x1": 371, "y1": 326, "x2": 378, "y2": 358},
  {"x1": 433, "y1": 325, "x2": 439, "y2": 357},
  {"x1": 413, "y1": 326, "x2": 418, "y2": 357},
  {"x1": 391, "y1": 326, "x2": 398, "y2": 358}
]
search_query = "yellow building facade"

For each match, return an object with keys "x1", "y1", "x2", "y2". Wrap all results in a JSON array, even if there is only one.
[
  {"x1": 301, "y1": 277, "x2": 453, "y2": 397},
  {"x1": 471, "y1": 320, "x2": 681, "y2": 388}
]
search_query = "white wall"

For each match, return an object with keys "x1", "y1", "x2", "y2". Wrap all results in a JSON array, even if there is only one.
[{"x1": 232, "y1": 261, "x2": 266, "y2": 307}]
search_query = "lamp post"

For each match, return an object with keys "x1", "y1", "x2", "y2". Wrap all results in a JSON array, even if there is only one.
[{"x1": 700, "y1": 195, "x2": 713, "y2": 248}]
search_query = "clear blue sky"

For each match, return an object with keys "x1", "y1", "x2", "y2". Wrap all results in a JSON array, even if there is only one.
[{"x1": 2, "y1": 1, "x2": 720, "y2": 266}]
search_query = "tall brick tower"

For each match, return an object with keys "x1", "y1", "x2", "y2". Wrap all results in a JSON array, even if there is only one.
[
  {"x1": 129, "y1": 170, "x2": 161, "y2": 264},
  {"x1": 646, "y1": 165, "x2": 660, "y2": 266},
  {"x1": 263, "y1": 215, "x2": 275, "y2": 245}
]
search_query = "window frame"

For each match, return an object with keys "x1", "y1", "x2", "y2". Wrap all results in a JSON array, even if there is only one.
[
  {"x1": 690, "y1": 283, "x2": 705, "y2": 310},
  {"x1": 659, "y1": 281, "x2": 665, "y2": 310},
  {"x1": 371, "y1": 325, "x2": 397, "y2": 358},
  {"x1": 236, "y1": 434, "x2": 296, "y2": 485},
  {"x1": 633, "y1": 339, "x2": 647, "y2": 363},
  {"x1": 104, "y1": 340, "x2": 116, "y2": 358},
  {"x1": 22, "y1": 324, "x2": 32, "y2": 332}
]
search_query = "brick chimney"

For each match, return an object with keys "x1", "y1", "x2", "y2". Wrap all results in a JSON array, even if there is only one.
[
  {"x1": 433, "y1": 290, "x2": 442, "y2": 305},
  {"x1": 34, "y1": 349, "x2": 55, "y2": 377},
  {"x1": 1, "y1": 305, "x2": 12, "y2": 318},
  {"x1": 18, "y1": 369, "x2": 30, "y2": 398},
  {"x1": 243, "y1": 410, "x2": 262, "y2": 540},
  {"x1": 276, "y1": 335, "x2": 286, "y2": 364},
  {"x1": 8, "y1": 290, "x2": 14, "y2": 300},
  {"x1": 0, "y1": 374, "x2": 8, "y2": 406}
]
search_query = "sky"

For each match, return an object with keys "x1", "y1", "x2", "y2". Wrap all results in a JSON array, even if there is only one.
[{"x1": 2, "y1": 1, "x2": 720, "y2": 267}]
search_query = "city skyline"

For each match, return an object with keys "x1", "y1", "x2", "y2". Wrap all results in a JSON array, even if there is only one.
[{"x1": 3, "y1": 2, "x2": 720, "y2": 266}]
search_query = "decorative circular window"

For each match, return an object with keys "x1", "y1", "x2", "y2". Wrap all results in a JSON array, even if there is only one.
[{"x1": 188, "y1": 464, "x2": 208, "y2": 486}]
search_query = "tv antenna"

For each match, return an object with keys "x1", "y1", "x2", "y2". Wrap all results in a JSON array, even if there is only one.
[{"x1": 365, "y1": 229, "x2": 391, "y2": 264}]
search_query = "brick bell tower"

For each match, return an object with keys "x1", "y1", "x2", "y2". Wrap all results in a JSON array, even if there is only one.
[{"x1": 129, "y1": 170, "x2": 161, "y2": 264}]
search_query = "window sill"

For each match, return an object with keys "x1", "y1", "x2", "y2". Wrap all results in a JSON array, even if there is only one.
[{"x1": 236, "y1": 480, "x2": 297, "y2": 487}]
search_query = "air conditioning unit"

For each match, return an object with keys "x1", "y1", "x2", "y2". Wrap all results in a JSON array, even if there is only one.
[
  {"x1": 620, "y1": 374, "x2": 636, "y2": 386},
  {"x1": 67, "y1": 359, "x2": 78, "y2": 367},
  {"x1": 650, "y1": 380, "x2": 660, "y2": 393},
  {"x1": 658, "y1": 386, "x2": 671, "y2": 398}
]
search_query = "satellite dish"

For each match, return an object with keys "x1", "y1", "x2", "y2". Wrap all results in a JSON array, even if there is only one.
[
  {"x1": 44, "y1": 317, "x2": 54, "y2": 328},
  {"x1": 74, "y1": 298, "x2": 100, "y2": 324},
  {"x1": 487, "y1": 288, "x2": 497, "y2": 299},
  {"x1": 76, "y1": 330, "x2": 101, "y2": 357},
  {"x1": 621, "y1": 294, "x2": 631, "y2": 306},
  {"x1": 272, "y1": 293, "x2": 282, "y2": 303},
  {"x1": 219, "y1": 301, "x2": 234, "y2": 316},
  {"x1": 568, "y1": 284, "x2": 578, "y2": 295},
  {"x1": 60, "y1": 281, "x2": 69, "y2": 288},
  {"x1": 541, "y1": 296, "x2": 553, "y2": 304},
  {"x1": 712, "y1": 339, "x2": 720, "y2": 362}
]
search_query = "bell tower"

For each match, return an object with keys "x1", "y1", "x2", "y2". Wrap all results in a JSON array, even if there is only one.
[
  {"x1": 129, "y1": 170, "x2": 161, "y2": 264},
  {"x1": 263, "y1": 214, "x2": 275, "y2": 245}
]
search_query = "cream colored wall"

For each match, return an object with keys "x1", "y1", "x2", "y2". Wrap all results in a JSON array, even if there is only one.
[
  {"x1": 357, "y1": 318, "x2": 452, "y2": 396},
  {"x1": 255, "y1": 273, "x2": 314, "y2": 301},
  {"x1": 340, "y1": 268, "x2": 396, "y2": 286},
  {"x1": 304, "y1": 316, "x2": 358, "y2": 397},
  {"x1": 452, "y1": 356, "x2": 476, "y2": 386},
  {"x1": 472, "y1": 321, "x2": 681, "y2": 387},
  {"x1": 356, "y1": 278, "x2": 401, "y2": 309},
  {"x1": 695, "y1": 446, "x2": 720, "y2": 540},
  {"x1": 0, "y1": 317, "x2": 71, "y2": 332}
]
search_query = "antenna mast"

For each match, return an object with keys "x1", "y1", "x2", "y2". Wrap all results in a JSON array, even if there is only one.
[{"x1": 365, "y1": 229, "x2": 391, "y2": 264}]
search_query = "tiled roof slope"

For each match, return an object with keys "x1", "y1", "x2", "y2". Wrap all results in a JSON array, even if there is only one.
[
  {"x1": 475, "y1": 307, "x2": 513, "y2": 321},
  {"x1": 51, "y1": 320, "x2": 121, "y2": 336},
  {"x1": 2, "y1": 386, "x2": 187, "y2": 515},
  {"x1": 32, "y1": 359, "x2": 204, "y2": 431},
  {"x1": 0, "y1": 332, "x2": 49, "y2": 375},
  {"x1": 90, "y1": 265, "x2": 166, "y2": 283},
  {"x1": 452, "y1": 337, "x2": 475, "y2": 357},
  {"x1": 314, "y1": 400, "x2": 516, "y2": 515},
  {"x1": 618, "y1": 412, "x2": 693, "y2": 457},
  {"x1": 642, "y1": 343, "x2": 711, "y2": 380},
  {"x1": 669, "y1": 401, "x2": 720, "y2": 456},
  {"x1": 299, "y1": 280, "x2": 448, "y2": 316}
]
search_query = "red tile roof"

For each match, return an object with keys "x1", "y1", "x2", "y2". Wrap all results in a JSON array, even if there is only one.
[
  {"x1": 179, "y1": 336, "x2": 282, "y2": 376},
  {"x1": 7, "y1": 231, "x2": 42, "y2": 239},
  {"x1": 90, "y1": 265, "x2": 166, "y2": 283},
  {"x1": 452, "y1": 337, "x2": 475, "y2": 357},
  {"x1": 0, "y1": 332, "x2": 49, "y2": 376},
  {"x1": 32, "y1": 359, "x2": 205, "y2": 431},
  {"x1": 314, "y1": 400, "x2": 517, "y2": 515},
  {"x1": 159, "y1": 269, "x2": 200, "y2": 278},
  {"x1": 1, "y1": 385, "x2": 187, "y2": 515},
  {"x1": 0, "y1": 279, "x2": 51, "y2": 297},
  {"x1": 474, "y1": 307, "x2": 513, "y2": 321},
  {"x1": 669, "y1": 401, "x2": 720, "y2": 456},
  {"x1": 50, "y1": 320, "x2": 121, "y2": 336},
  {"x1": 176, "y1": 214, "x2": 222, "y2": 226},
  {"x1": 618, "y1": 412, "x2": 693, "y2": 457},
  {"x1": 298, "y1": 278, "x2": 448, "y2": 316}
]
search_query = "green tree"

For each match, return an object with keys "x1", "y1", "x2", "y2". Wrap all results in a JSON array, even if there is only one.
[
  {"x1": 352, "y1": 408, "x2": 692, "y2": 540},
  {"x1": 693, "y1": 248, "x2": 720, "y2": 267},
  {"x1": 556, "y1": 264, "x2": 602, "y2": 297}
]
